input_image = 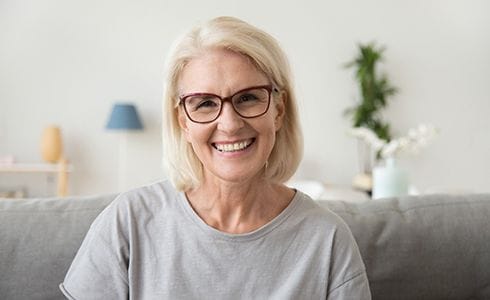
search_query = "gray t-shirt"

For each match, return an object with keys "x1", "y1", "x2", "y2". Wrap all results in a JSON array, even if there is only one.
[{"x1": 60, "y1": 181, "x2": 370, "y2": 299}]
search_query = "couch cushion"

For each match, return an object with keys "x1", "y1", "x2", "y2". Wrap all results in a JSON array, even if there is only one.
[
  {"x1": 2, "y1": 193, "x2": 489, "y2": 299},
  {"x1": 0, "y1": 194, "x2": 116, "y2": 300},
  {"x1": 320, "y1": 194, "x2": 490, "y2": 300}
]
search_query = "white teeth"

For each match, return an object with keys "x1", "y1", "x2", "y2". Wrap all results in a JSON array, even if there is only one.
[{"x1": 215, "y1": 140, "x2": 252, "y2": 152}]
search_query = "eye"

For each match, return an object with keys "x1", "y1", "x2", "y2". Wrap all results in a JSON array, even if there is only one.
[
  {"x1": 236, "y1": 93, "x2": 259, "y2": 103},
  {"x1": 186, "y1": 96, "x2": 220, "y2": 112},
  {"x1": 196, "y1": 99, "x2": 218, "y2": 109}
]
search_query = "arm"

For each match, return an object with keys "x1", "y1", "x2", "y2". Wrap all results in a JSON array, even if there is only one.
[
  {"x1": 60, "y1": 197, "x2": 130, "y2": 299},
  {"x1": 326, "y1": 219, "x2": 371, "y2": 300}
]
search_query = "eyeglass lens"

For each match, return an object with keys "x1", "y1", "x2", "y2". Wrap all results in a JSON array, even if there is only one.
[{"x1": 183, "y1": 86, "x2": 271, "y2": 123}]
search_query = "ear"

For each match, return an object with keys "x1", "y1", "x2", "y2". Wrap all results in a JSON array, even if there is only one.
[
  {"x1": 177, "y1": 107, "x2": 191, "y2": 142},
  {"x1": 274, "y1": 90, "x2": 286, "y2": 131}
]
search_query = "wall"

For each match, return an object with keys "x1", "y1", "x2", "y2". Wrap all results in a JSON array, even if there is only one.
[{"x1": 1, "y1": 0, "x2": 489, "y2": 196}]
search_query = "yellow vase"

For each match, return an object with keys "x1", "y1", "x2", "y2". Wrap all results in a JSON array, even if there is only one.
[{"x1": 40, "y1": 126, "x2": 63, "y2": 163}]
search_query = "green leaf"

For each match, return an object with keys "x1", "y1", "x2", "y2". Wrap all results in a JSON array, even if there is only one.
[{"x1": 344, "y1": 41, "x2": 397, "y2": 140}]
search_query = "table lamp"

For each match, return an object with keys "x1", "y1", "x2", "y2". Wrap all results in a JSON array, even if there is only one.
[{"x1": 106, "y1": 103, "x2": 144, "y2": 191}]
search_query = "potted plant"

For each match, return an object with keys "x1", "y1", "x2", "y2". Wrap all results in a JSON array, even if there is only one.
[
  {"x1": 344, "y1": 42, "x2": 398, "y2": 191},
  {"x1": 349, "y1": 124, "x2": 438, "y2": 198}
]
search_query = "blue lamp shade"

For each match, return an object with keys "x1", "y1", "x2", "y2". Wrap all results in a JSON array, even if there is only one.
[{"x1": 106, "y1": 103, "x2": 144, "y2": 130}]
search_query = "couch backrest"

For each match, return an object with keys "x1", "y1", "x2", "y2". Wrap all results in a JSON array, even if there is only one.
[
  {"x1": 2, "y1": 193, "x2": 489, "y2": 300},
  {"x1": 320, "y1": 193, "x2": 490, "y2": 300},
  {"x1": 0, "y1": 194, "x2": 117, "y2": 300}
]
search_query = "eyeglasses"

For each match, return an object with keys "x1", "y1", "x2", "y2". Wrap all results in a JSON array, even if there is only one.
[{"x1": 179, "y1": 85, "x2": 276, "y2": 124}]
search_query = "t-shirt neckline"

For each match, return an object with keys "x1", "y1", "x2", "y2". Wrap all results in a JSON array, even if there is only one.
[{"x1": 177, "y1": 189, "x2": 304, "y2": 242}]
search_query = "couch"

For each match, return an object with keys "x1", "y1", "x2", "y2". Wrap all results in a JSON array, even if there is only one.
[{"x1": 1, "y1": 192, "x2": 489, "y2": 299}]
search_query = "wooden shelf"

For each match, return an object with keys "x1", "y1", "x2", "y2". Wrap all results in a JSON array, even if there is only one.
[
  {"x1": 0, "y1": 160, "x2": 73, "y2": 197},
  {"x1": 0, "y1": 163, "x2": 73, "y2": 173}
]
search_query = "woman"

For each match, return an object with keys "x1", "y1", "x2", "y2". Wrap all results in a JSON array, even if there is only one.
[{"x1": 60, "y1": 16, "x2": 371, "y2": 299}]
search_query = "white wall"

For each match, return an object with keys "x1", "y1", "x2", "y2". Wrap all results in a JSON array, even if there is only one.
[{"x1": 1, "y1": 0, "x2": 489, "y2": 196}]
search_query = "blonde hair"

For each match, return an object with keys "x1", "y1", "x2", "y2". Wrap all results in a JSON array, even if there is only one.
[{"x1": 162, "y1": 16, "x2": 303, "y2": 191}]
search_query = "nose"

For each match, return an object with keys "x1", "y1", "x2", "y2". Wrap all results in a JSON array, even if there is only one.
[{"x1": 216, "y1": 101, "x2": 244, "y2": 133}]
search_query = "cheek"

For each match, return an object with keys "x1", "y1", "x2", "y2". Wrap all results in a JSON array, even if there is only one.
[
  {"x1": 259, "y1": 117, "x2": 279, "y2": 145},
  {"x1": 178, "y1": 110, "x2": 208, "y2": 145},
  {"x1": 268, "y1": 109, "x2": 282, "y2": 133},
  {"x1": 184, "y1": 124, "x2": 212, "y2": 147},
  {"x1": 184, "y1": 126, "x2": 198, "y2": 144}
]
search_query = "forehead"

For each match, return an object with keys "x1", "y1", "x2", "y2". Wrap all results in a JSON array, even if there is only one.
[{"x1": 178, "y1": 49, "x2": 268, "y2": 94}]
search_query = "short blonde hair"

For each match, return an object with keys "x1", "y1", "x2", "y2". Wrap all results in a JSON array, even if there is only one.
[{"x1": 162, "y1": 16, "x2": 303, "y2": 191}]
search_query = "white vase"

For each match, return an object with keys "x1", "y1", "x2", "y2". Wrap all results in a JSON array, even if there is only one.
[{"x1": 372, "y1": 157, "x2": 408, "y2": 199}]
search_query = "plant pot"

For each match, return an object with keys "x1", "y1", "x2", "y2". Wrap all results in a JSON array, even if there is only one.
[{"x1": 372, "y1": 157, "x2": 408, "y2": 199}]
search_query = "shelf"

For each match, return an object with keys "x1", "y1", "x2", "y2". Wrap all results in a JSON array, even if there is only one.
[
  {"x1": 0, "y1": 163, "x2": 73, "y2": 173},
  {"x1": 0, "y1": 160, "x2": 72, "y2": 197}
]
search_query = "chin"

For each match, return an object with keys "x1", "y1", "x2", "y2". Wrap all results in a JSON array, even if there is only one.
[{"x1": 210, "y1": 167, "x2": 265, "y2": 184}]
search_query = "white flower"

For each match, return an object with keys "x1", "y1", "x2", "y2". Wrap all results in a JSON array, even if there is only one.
[
  {"x1": 349, "y1": 124, "x2": 438, "y2": 159},
  {"x1": 348, "y1": 127, "x2": 385, "y2": 151}
]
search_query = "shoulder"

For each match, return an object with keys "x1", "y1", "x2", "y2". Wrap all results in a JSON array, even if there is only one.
[
  {"x1": 293, "y1": 191, "x2": 351, "y2": 234},
  {"x1": 293, "y1": 192, "x2": 369, "y2": 296},
  {"x1": 291, "y1": 191, "x2": 361, "y2": 258},
  {"x1": 90, "y1": 180, "x2": 181, "y2": 233},
  {"x1": 106, "y1": 180, "x2": 179, "y2": 214}
]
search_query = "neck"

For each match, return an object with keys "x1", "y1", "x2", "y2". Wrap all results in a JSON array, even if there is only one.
[{"x1": 186, "y1": 177, "x2": 294, "y2": 234}]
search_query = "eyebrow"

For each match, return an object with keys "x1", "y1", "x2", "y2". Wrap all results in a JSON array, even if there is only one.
[{"x1": 179, "y1": 84, "x2": 272, "y2": 99}]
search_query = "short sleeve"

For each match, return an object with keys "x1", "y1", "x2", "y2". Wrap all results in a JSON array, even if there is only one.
[
  {"x1": 327, "y1": 218, "x2": 371, "y2": 300},
  {"x1": 60, "y1": 198, "x2": 130, "y2": 300},
  {"x1": 327, "y1": 271, "x2": 371, "y2": 300}
]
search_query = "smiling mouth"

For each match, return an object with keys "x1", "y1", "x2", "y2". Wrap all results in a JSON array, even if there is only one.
[{"x1": 212, "y1": 138, "x2": 255, "y2": 153}]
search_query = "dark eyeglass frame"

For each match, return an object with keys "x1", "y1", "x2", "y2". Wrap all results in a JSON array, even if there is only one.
[{"x1": 179, "y1": 85, "x2": 277, "y2": 124}]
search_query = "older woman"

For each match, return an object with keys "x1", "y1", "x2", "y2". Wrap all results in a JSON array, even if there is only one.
[{"x1": 60, "y1": 17, "x2": 371, "y2": 299}]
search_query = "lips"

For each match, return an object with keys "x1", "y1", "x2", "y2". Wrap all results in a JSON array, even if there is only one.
[{"x1": 212, "y1": 138, "x2": 255, "y2": 153}]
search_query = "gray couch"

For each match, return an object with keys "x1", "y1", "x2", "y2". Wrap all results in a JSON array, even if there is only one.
[{"x1": 1, "y1": 193, "x2": 489, "y2": 299}]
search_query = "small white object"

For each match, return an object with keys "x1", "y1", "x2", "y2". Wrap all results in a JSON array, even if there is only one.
[
  {"x1": 320, "y1": 186, "x2": 370, "y2": 203},
  {"x1": 286, "y1": 179, "x2": 326, "y2": 200},
  {"x1": 372, "y1": 158, "x2": 409, "y2": 199},
  {"x1": 286, "y1": 179, "x2": 370, "y2": 203},
  {"x1": 0, "y1": 155, "x2": 15, "y2": 165}
]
